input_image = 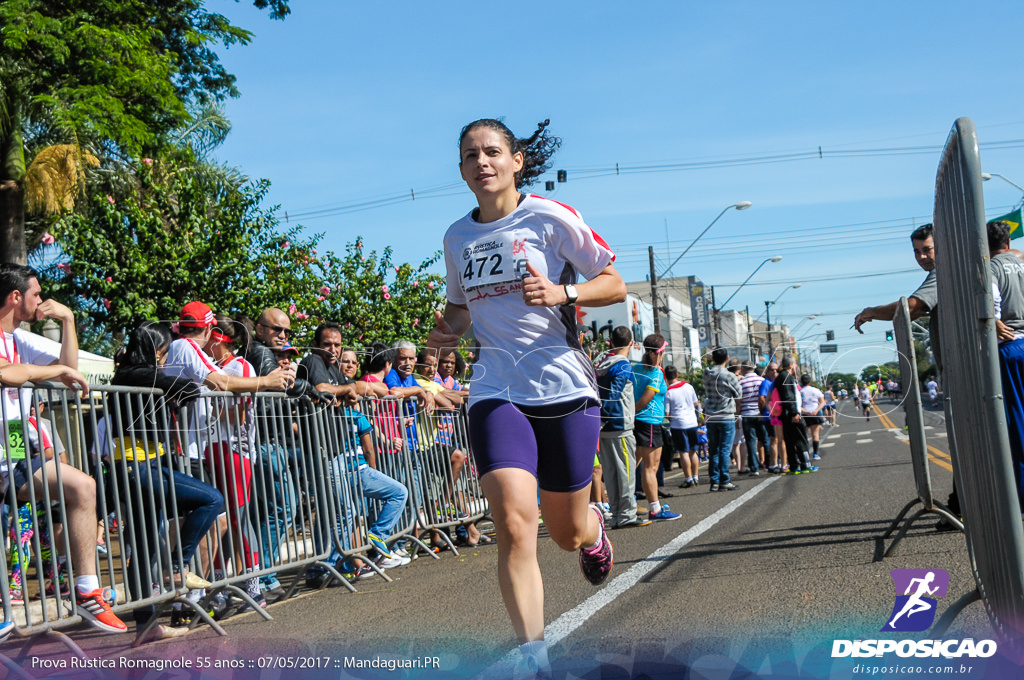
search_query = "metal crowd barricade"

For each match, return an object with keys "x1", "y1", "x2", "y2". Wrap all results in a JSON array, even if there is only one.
[
  {"x1": 931, "y1": 117, "x2": 1024, "y2": 650},
  {"x1": 192, "y1": 391, "x2": 339, "y2": 605},
  {"x1": 0, "y1": 382, "x2": 234, "y2": 654},
  {"x1": 412, "y1": 405, "x2": 488, "y2": 555},
  {"x1": 360, "y1": 396, "x2": 435, "y2": 560},
  {"x1": 882, "y1": 297, "x2": 962, "y2": 557},
  {"x1": 299, "y1": 394, "x2": 395, "y2": 590}
]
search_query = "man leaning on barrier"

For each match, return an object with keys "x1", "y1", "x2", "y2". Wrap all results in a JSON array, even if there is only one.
[
  {"x1": 0, "y1": 263, "x2": 128, "y2": 634},
  {"x1": 244, "y1": 306, "x2": 330, "y2": 597},
  {"x1": 986, "y1": 219, "x2": 1024, "y2": 512},
  {"x1": 853, "y1": 224, "x2": 937, "y2": 333},
  {"x1": 300, "y1": 323, "x2": 410, "y2": 586},
  {"x1": 162, "y1": 302, "x2": 291, "y2": 600}
]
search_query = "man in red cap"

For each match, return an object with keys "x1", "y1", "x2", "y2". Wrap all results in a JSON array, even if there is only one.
[{"x1": 164, "y1": 302, "x2": 291, "y2": 396}]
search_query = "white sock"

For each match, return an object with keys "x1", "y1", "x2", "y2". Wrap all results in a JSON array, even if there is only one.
[
  {"x1": 649, "y1": 501, "x2": 661, "y2": 515},
  {"x1": 584, "y1": 517, "x2": 603, "y2": 551},
  {"x1": 75, "y1": 575, "x2": 100, "y2": 594},
  {"x1": 520, "y1": 640, "x2": 550, "y2": 670}
]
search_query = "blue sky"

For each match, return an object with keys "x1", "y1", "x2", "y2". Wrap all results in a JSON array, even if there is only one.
[{"x1": 209, "y1": 0, "x2": 1024, "y2": 375}]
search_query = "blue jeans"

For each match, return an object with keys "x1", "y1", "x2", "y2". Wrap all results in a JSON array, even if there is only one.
[
  {"x1": 707, "y1": 419, "x2": 736, "y2": 485},
  {"x1": 742, "y1": 417, "x2": 767, "y2": 472},
  {"x1": 116, "y1": 458, "x2": 223, "y2": 624},
  {"x1": 320, "y1": 459, "x2": 408, "y2": 566}
]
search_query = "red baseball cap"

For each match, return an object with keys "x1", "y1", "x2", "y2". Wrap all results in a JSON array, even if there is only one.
[
  {"x1": 281, "y1": 341, "x2": 300, "y2": 356},
  {"x1": 179, "y1": 301, "x2": 214, "y2": 329}
]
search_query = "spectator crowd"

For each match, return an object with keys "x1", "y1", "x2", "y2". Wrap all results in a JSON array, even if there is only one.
[{"x1": 0, "y1": 262, "x2": 853, "y2": 646}]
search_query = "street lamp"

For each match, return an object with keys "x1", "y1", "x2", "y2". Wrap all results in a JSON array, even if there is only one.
[
  {"x1": 758, "y1": 283, "x2": 802, "y2": 323},
  {"x1": 719, "y1": 256, "x2": 783, "y2": 310},
  {"x1": 657, "y1": 201, "x2": 753, "y2": 280},
  {"x1": 752, "y1": 284, "x2": 801, "y2": 361},
  {"x1": 982, "y1": 172, "x2": 1024, "y2": 194},
  {"x1": 789, "y1": 313, "x2": 821, "y2": 338},
  {"x1": 650, "y1": 200, "x2": 752, "y2": 337},
  {"x1": 714, "y1": 255, "x2": 782, "y2": 346}
]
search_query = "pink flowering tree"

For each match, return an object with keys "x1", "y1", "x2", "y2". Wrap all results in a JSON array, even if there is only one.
[{"x1": 39, "y1": 154, "x2": 446, "y2": 354}]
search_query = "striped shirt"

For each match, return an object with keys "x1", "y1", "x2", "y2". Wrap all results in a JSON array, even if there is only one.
[{"x1": 738, "y1": 372, "x2": 764, "y2": 417}]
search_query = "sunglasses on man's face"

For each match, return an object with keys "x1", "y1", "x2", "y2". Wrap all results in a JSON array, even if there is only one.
[{"x1": 258, "y1": 322, "x2": 292, "y2": 338}]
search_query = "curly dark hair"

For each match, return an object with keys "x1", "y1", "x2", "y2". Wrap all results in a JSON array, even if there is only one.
[{"x1": 459, "y1": 118, "x2": 562, "y2": 189}]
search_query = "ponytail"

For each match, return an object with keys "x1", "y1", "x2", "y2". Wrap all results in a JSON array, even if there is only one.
[{"x1": 459, "y1": 118, "x2": 562, "y2": 189}]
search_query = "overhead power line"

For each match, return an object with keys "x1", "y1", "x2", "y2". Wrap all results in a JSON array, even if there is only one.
[{"x1": 274, "y1": 136, "x2": 1024, "y2": 222}]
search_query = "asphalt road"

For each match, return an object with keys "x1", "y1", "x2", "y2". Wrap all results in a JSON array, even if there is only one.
[{"x1": 4, "y1": 396, "x2": 1005, "y2": 680}]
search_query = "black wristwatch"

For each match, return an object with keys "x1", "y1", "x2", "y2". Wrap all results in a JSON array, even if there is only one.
[{"x1": 563, "y1": 283, "x2": 579, "y2": 305}]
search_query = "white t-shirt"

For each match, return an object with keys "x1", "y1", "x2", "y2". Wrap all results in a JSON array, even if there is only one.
[
  {"x1": 1, "y1": 329, "x2": 59, "y2": 421},
  {"x1": 444, "y1": 194, "x2": 615, "y2": 406},
  {"x1": 800, "y1": 385, "x2": 824, "y2": 415},
  {"x1": 163, "y1": 337, "x2": 223, "y2": 459},
  {"x1": 219, "y1": 355, "x2": 257, "y2": 462},
  {"x1": 1, "y1": 329, "x2": 60, "y2": 465},
  {"x1": 664, "y1": 380, "x2": 700, "y2": 429}
]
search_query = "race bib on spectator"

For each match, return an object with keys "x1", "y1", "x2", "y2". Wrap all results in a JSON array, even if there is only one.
[
  {"x1": 5, "y1": 419, "x2": 26, "y2": 460},
  {"x1": 458, "y1": 236, "x2": 528, "y2": 291}
]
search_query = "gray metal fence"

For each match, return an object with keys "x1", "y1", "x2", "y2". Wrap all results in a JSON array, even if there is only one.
[
  {"x1": 931, "y1": 116, "x2": 1024, "y2": 646},
  {"x1": 0, "y1": 379, "x2": 491, "y2": 657},
  {"x1": 409, "y1": 405, "x2": 489, "y2": 556},
  {"x1": 883, "y1": 296, "x2": 962, "y2": 556}
]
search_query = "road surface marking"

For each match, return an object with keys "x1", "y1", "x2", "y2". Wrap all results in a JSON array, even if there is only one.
[{"x1": 485, "y1": 477, "x2": 781, "y2": 675}]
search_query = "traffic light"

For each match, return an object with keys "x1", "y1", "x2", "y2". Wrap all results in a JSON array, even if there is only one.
[
  {"x1": 826, "y1": 330, "x2": 834, "y2": 341},
  {"x1": 885, "y1": 330, "x2": 894, "y2": 341},
  {"x1": 557, "y1": 169, "x2": 567, "y2": 182}
]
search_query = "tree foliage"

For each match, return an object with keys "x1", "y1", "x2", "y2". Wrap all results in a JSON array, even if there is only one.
[
  {"x1": 1, "y1": 0, "x2": 290, "y2": 262},
  {"x1": 823, "y1": 372, "x2": 857, "y2": 389},
  {"x1": 38, "y1": 154, "x2": 445, "y2": 354}
]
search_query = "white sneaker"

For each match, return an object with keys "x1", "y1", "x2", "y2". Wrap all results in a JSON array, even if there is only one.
[{"x1": 375, "y1": 554, "x2": 411, "y2": 569}]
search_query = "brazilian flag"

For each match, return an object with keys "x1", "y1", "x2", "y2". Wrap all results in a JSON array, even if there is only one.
[{"x1": 997, "y1": 207, "x2": 1024, "y2": 239}]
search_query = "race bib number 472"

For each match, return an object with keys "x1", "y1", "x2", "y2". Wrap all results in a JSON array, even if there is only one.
[{"x1": 459, "y1": 237, "x2": 528, "y2": 291}]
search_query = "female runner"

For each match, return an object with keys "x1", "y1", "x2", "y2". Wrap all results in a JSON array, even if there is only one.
[{"x1": 428, "y1": 119, "x2": 627, "y2": 677}]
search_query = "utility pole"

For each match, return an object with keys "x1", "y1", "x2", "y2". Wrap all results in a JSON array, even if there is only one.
[
  {"x1": 649, "y1": 246, "x2": 661, "y2": 335},
  {"x1": 765, "y1": 300, "x2": 774, "y2": 361},
  {"x1": 710, "y1": 286, "x2": 719, "y2": 348},
  {"x1": 745, "y1": 304, "x2": 753, "y2": 362}
]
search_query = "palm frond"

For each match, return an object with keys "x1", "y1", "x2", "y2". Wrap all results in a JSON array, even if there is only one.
[
  {"x1": 173, "y1": 104, "x2": 232, "y2": 158},
  {"x1": 24, "y1": 144, "x2": 100, "y2": 216}
]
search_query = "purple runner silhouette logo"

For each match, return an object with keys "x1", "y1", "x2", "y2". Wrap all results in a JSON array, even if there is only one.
[{"x1": 881, "y1": 568, "x2": 949, "y2": 632}]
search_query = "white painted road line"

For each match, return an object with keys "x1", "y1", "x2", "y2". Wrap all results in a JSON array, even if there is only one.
[
  {"x1": 485, "y1": 477, "x2": 781, "y2": 676},
  {"x1": 856, "y1": 439, "x2": 874, "y2": 444},
  {"x1": 827, "y1": 434, "x2": 842, "y2": 440},
  {"x1": 820, "y1": 443, "x2": 835, "y2": 448}
]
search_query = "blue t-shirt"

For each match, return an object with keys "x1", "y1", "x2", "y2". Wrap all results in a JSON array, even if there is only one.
[
  {"x1": 340, "y1": 408, "x2": 373, "y2": 469},
  {"x1": 385, "y1": 369, "x2": 420, "y2": 449},
  {"x1": 758, "y1": 376, "x2": 773, "y2": 420},
  {"x1": 632, "y1": 364, "x2": 667, "y2": 425}
]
